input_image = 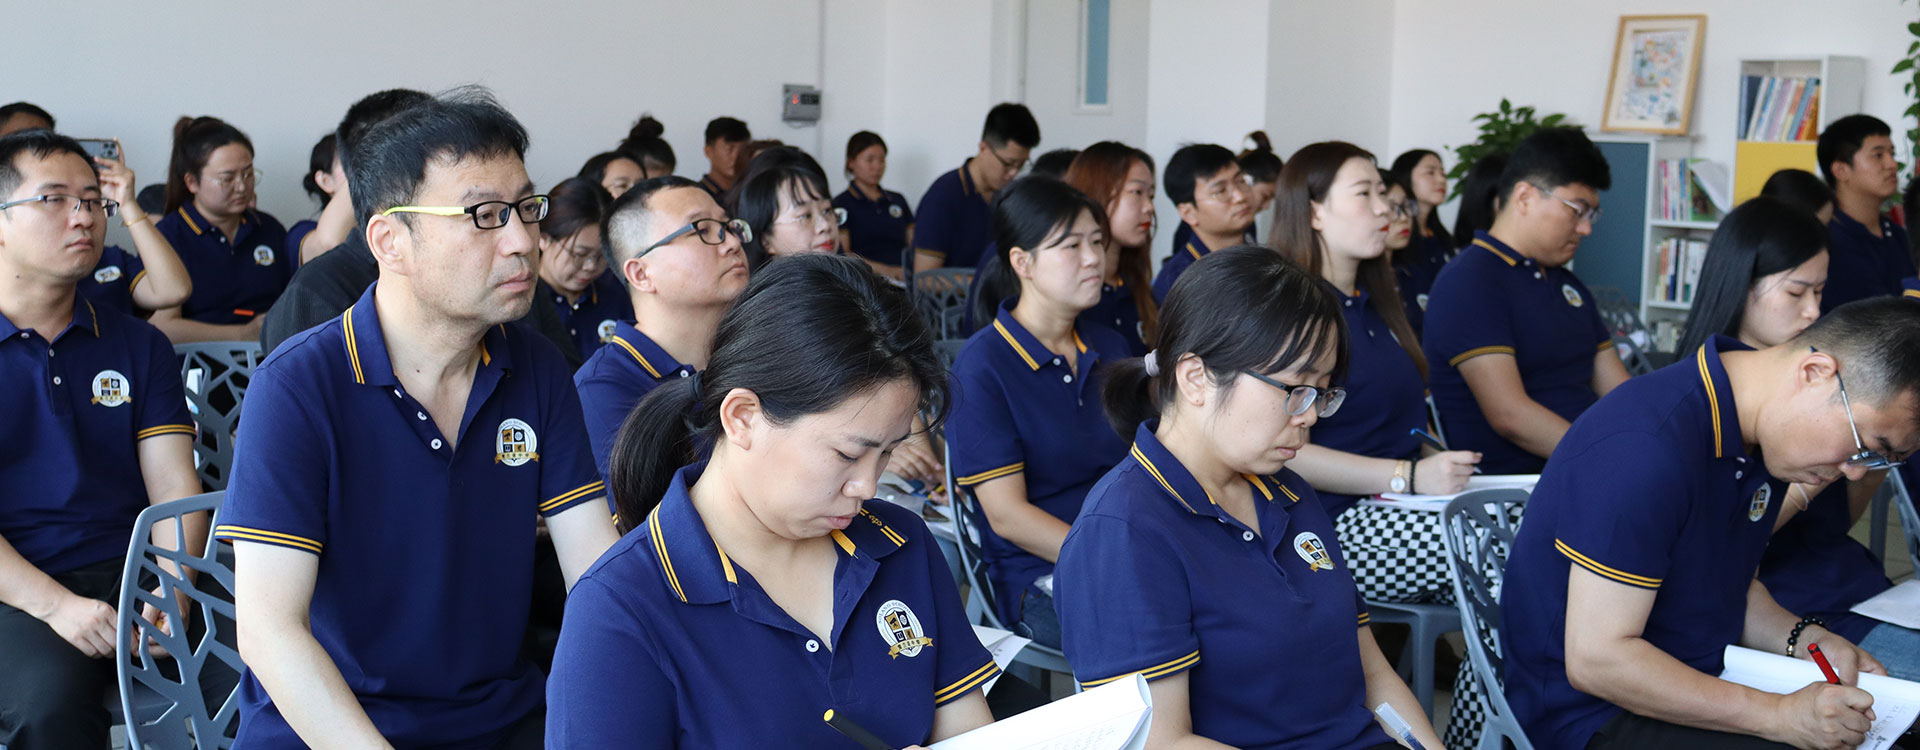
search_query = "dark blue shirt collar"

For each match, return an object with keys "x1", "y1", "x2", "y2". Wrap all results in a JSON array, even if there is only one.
[
  {"x1": 1904, "y1": 277, "x2": 1920, "y2": 300},
  {"x1": 1126, "y1": 422, "x2": 1297, "y2": 520},
  {"x1": 605, "y1": 320, "x2": 693, "y2": 380},
  {"x1": 1470, "y1": 230, "x2": 1527, "y2": 268},
  {"x1": 340, "y1": 283, "x2": 513, "y2": 388},
  {"x1": 1695, "y1": 334, "x2": 1753, "y2": 460},
  {"x1": 174, "y1": 203, "x2": 253, "y2": 239},
  {"x1": 991, "y1": 301, "x2": 1088, "y2": 372},
  {"x1": 1183, "y1": 232, "x2": 1213, "y2": 263},
  {"x1": 1829, "y1": 208, "x2": 1895, "y2": 238},
  {"x1": 647, "y1": 462, "x2": 907, "y2": 605},
  {"x1": 0, "y1": 296, "x2": 99, "y2": 341}
]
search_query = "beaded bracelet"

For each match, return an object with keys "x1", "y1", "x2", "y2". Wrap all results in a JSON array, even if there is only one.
[{"x1": 1786, "y1": 616, "x2": 1825, "y2": 657}]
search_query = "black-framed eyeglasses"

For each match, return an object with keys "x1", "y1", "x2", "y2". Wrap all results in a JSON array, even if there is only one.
[
  {"x1": 1240, "y1": 370, "x2": 1347, "y2": 418},
  {"x1": 1817, "y1": 347, "x2": 1898, "y2": 470},
  {"x1": 637, "y1": 217, "x2": 753, "y2": 259},
  {"x1": 382, "y1": 195, "x2": 550, "y2": 230},
  {"x1": 0, "y1": 194, "x2": 119, "y2": 218},
  {"x1": 1531, "y1": 182, "x2": 1601, "y2": 224},
  {"x1": 1389, "y1": 198, "x2": 1419, "y2": 221},
  {"x1": 986, "y1": 142, "x2": 1028, "y2": 174}
]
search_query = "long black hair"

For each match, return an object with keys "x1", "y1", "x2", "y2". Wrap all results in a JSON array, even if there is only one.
[
  {"x1": 1760, "y1": 168, "x2": 1835, "y2": 218},
  {"x1": 1389, "y1": 149, "x2": 1451, "y2": 247},
  {"x1": 608, "y1": 254, "x2": 948, "y2": 531},
  {"x1": 165, "y1": 115, "x2": 253, "y2": 214},
  {"x1": 541, "y1": 177, "x2": 614, "y2": 242},
  {"x1": 1450, "y1": 152, "x2": 1508, "y2": 248},
  {"x1": 301, "y1": 133, "x2": 336, "y2": 206},
  {"x1": 1676, "y1": 196, "x2": 1829, "y2": 355},
  {"x1": 1104, "y1": 247, "x2": 1349, "y2": 439},
  {"x1": 969, "y1": 176, "x2": 1107, "y2": 327}
]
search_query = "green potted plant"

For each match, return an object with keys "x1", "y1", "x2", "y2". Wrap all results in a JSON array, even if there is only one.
[{"x1": 1447, "y1": 99, "x2": 1575, "y2": 200}]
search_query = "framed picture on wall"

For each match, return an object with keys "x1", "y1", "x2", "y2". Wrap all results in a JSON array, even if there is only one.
[{"x1": 1602, "y1": 14, "x2": 1707, "y2": 135}]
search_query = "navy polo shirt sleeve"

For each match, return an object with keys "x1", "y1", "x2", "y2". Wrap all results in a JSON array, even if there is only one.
[
  {"x1": 1551, "y1": 433, "x2": 1691, "y2": 590},
  {"x1": 544, "y1": 575, "x2": 677, "y2": 747},
  {"x1": 921, "y1": 515, "x2": 1000, "y2": 705},
  {"x1": 946, "y1": 362, "x2": 1025, "y2": 488},
  {"x1": 136, "y1": 326, "x2": 194, "y2": 441},
  {"x1": 536, "y1": 352, "x2": 605, "y2": 517},
  {"x1": 573, "y1": 359, "x2": 630, "y2": 482},
  {"x1": 897, "y1": 191, "x2": 916, "y2": 225},
  {"x1": 1058, "y1": 514, "x2": 1199, "y2": 686},
  {"x1": 215, "y1": 365, "x2": 330, "y2": 554},
  {"x1": 1423, "y1": 273, "x2": 1516, "y2": 369},
  {"x1": 913, "y1": 175, "x2": 958, "y2": 260}
]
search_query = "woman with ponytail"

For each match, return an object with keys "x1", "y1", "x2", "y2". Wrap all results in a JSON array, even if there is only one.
[
  {"x1": 152, "y1": 115, "x2": 291, "y2": 343},
  {"x1": 617, "y1": 113, "x2": 676, "y2": 177},
  {"x1": 547, "y1": 254, "x2": 994, "y2": 748},
  {"x1": 1065, "y1": 141, "x2": 1159, "y2": 355},
  {"x1": 947, "y1": 176, "x2": 1131, "y2": 648},
  {"x1": 1239, "y1": 130, "x2": 1283, "y2": 242},
  {"x1": 1055, "y1": 247, "x2": 1444, "y2": 750}
]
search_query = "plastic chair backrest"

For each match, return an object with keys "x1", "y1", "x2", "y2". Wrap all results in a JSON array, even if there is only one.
[
  {"x1": 913, "y1": 268, "x2": 975, "y2": 340},
  {"x1": 942, "y1": 439, "x2": 1005, "y2": 629},
  {"x1": 116, "y1": 491, "x2": 243, "y2": 750},
  {"x1": 174, "y1": 342, "x2": 264, "y2": 491},
  {"x1": 1442, "y1": 488, "x2": 1532, "y2": 748},
  {"x1": 934, "y1": 339, "x2": 967, "y2": 370},
  {"x1": 1888, "y1": 468, "x2": 1920, "y2": 579}
]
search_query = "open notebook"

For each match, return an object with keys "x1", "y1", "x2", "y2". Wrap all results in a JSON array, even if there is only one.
[
  {"x1": 1719, "y1": 645, "x2": 1920, "y2": 750},
  {"x1": 930, "y1": 673, "x2": 1151, "y2": 750},
  {"x1": 1360, "y1": 474, "x2": 1540, "y2": 512}
]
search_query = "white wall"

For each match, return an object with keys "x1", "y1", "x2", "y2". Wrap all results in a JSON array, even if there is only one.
[
  {"x1": 878, "y1": 0, "x2": 1000, "y2": 201},
  {"x1": 1266, "y1": 0, "x2": 1396, "y2": 157},
  {"x1": 1021, "y1": 0, "x2": 1151, "y2": 152},
  {"x1": 1386, "y1": 0, "x2": 1916, "y2": 177}
]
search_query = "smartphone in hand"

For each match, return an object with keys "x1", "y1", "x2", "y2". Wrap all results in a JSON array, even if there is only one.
[{"x1": 76, "y1": 138, "x2": 120, "y2": 162}]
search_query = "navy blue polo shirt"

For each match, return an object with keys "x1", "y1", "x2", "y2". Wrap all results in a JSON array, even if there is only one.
[
  {"x1": 213, "y1": 283, "x2": 605, "y2": 748},
  {"x1": 574, "y1": 321, "x2": 696, "y2": 482},
  {"x1": 1393, "y1": 234, "x2": 1453, "y2": 335},
  {"x1": 547, "y1": 273, "x2": 632, "y2": 362},
  {"x1": 1151, "y1": 232, "x2": 1212, "y2": 304},
  {"x1": 76, "y1": 245, "x2": 148, "y2": 316},
  {"x1": 1056, "y1": 425, "x2": 1390, "y2": 750},
  {"x1": 1080, "y1": 279, "x2": 1148, "y2": 356},
  {"x1": 912, "y1": 160, "x2": 993, "y2": 268},
  {"x1": 1502, "y1": 336, "x2": 1787, "y2": 748},
  {"x1": 1822, "y1": 211, "x2": 1916, "y2": 313},
  {"x1": 1310, "y1": 287, "x2": 1428, "y2": 517},
  {"x1": 1, "y1": 299, "x2": 193, "y2": 575},
  {"x1": 1422, "y1": 232, "x2": 1613, "y2": 474},
  {"x1": 546, "y1": 462, "x2": 997, "y2": 748},
  {"x1": 947, "y1": 304, "x2": 1130, "y2": 623},
  {"x1": 286, "y1": 219, "x2": 316, "y2": 264},
  {"x1": 835, "y1": 185, "x2": 915, "y2": 266},
  {"x1": 156, "y1": 204, "x2": 294, "y2": 324}
]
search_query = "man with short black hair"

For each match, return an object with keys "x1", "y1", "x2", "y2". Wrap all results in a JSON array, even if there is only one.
[
  {"x1": 1818, "y1": 114, "x2": 1916, "y2": 312},
  {"x1": 699, "y1": 116, "x2": 751, "y2": 198},
  {"x1": 575, "y1": 175, "x2": 749, "y2": 481},
  {"x1": 215, "y1": 88, "x2": 619, "y2": 748},
  {"x1": 1423, "y1": 127, "x2": 1631, "y2": 474},
  {"x1": 0, "y1": 102, "x2": 54, "y2": 135},
  {"x1": 914, "y1": 103, "x2": 1041, "y2": 270},
  {"x1": 1150, "y1": 143, "x2": 1253, "y2": 303},
  {"x1": 0, "y1": 129, "x2": 202, "y2": 750},
  {"x1": 1505, "y1": 297, "x2": 1920, "y2": 749}
]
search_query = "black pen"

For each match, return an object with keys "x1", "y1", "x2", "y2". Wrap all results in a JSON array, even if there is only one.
[
  {"x1": 824, "y1": 708, "x2": 892, "y2": 750},
  {"x1": 1411, "y1": 428, "x2": 1482, "y2": 474}
]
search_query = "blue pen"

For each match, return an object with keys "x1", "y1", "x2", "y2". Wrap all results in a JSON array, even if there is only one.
[
  {"x1": 1374, "y1": 703, "x2": 1428, "y2": 750},
  {"x1": 1411, "y1": 428, "x2": 1482, "y2": 474}
]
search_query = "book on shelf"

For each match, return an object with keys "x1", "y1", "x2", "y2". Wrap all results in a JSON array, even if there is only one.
[
  {"x1": 1739, "y1": 74, "x2": 1822, "y2": 141},
  {"x1": 1655, "y1": 159, "x2": 1725, "y2": 222},
  {"x1": 1653, "y1": 236, "x2": 1709, "y2": 305}
]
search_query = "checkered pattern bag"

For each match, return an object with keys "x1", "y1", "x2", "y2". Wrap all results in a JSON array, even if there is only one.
[{"x1": 1334, "y1": 503, "x2": 1455, "y2": 604}]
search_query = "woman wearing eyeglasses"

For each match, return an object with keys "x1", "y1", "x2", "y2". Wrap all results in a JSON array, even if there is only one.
[
  {"x1": 532, "y1": 177, "x2": 627, "y2": 361},
  {"x1": 151, "y1": 116, "x2": 290, "y2": 344},
  {"x1": 1388, "y1": 150, "x2": 1454, "y2": 336},
  {"x1": 1056, "y1": 247, "x2": 1444, "y2": 750},
  {"x1": 946, "y1": 177, "x2": 1132, "y2": 648},
  {"x1": 729, "y1": 147, "x2": 843, "y2": 269}
]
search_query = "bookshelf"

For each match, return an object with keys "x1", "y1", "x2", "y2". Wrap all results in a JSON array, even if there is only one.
[
  {"x1": 1732, "y1": 56, "x2": 1866, "y2": 202},
  {"x1": 1588, "y1": 136, "x2": 1719, "y2": 351}
]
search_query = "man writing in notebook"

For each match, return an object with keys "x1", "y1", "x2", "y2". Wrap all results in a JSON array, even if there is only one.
[{"x1": 1502, "y1": 298, "x2": 1920, "y2": 749}]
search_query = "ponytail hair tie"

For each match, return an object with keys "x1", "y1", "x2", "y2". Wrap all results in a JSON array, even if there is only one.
[
  {"x1": 687, "y1": 369, "x2": 703, "y2": 396},
  {"x1": 1143, "y1": 351, "x2": 1160, "y2": 377}
]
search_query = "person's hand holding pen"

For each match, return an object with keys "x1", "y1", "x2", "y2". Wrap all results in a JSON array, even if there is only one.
[{"x1": 1409, "y1": 428, "x2": 1481, "y2": 493}]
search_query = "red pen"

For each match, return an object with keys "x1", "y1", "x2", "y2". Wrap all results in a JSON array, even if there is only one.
[{"x1": 1808, "y1": 642, "x2": 1841, "y2": 684}]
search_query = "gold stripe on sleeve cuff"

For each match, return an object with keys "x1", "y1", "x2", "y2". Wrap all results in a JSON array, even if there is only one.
[
  {"x1": 1448, "y1": 345, "x2": 1517, "y2": 367},
  {"x1": 935, "y1": 661, "x2": 1000, "y2": 705},
  {"x1": 136, "y1": 424, "x2": 196, "y2": 440},
  {"x1": 1079, "y1": 650, "x2": 1201, "y2": 689}
]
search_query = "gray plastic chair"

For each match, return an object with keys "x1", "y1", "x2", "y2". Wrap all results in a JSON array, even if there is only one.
[
  {"x1": 1442, "y1": 488, "x2": 1534, "y2": 750},
  {"x1": 1366, "y1": 599, "x2": 1459, "y2": 719},
  {"x1": 115, "y1": 491, "x2": 244, "y2": 750},
  {"x1": 174, "y1": 342, "x2": 264, "y2": 491},
  {"x1": 912, "y1": 268, "x2": 976, "y2": 341},
  {"x1": 1883, "y1": 468, "x2": 1920, "y2": 578},
  {"x1": 934, "y1": 339, "x2": 968, "y2": 371},
  {"x1": 941, "y1": 441, "x2": 1076, "y2": 687}
]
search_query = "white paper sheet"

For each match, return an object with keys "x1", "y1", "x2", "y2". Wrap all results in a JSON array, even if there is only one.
[
  {"x1": 1360, "y1": 474, "x2": 1540, "y2": 512},
  {"x1": 972, "y1": 625, "x2": 1033, "y2": 694},
  {"x1": 1851, "y1": 579, "x2": 1920, "y2": 631},
  {"x1": 929, "y1": 673, "x2": 1152, "y2": 750},
  {"x1": 1720, "y1": 645, "x2": 1920, "y2": 750}
]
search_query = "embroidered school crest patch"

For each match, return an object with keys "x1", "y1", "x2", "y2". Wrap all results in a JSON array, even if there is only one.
[
  {"x1": 94, "y1": 265, "x2": 122, "y2": 283},
  {"x1": 1294, "y1": 532, "x2": 1334, "y2": 571},
  {"x1": 91, "y1": 370, "x2": 131, "y2": 407},
  {"x1": 597, "y1": 320, "x2": 618, "y2": 343},
  {"x1": 495, "y1": 418, "x2": 540, "y2": 466},
  {"x1": 888, "y1": 204, "x2": 904, "y2": 219},
  {"x1": 1561, "y1": 283, "x2": 1584, "y2": 307},
  {"x1": 876, "y1": 599, "x2": 932, "y2": 658},
  {"x1": 1748, "y1": 485, "x2": 1771, "y2": 522}
]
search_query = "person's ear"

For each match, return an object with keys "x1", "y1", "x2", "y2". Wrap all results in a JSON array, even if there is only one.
[
  {"x1": 1309, "y1": 197, "x2": 1328, "y2": 233},
  {"x1": 717, "y1": 386, "x2": 763, "y2": 452},
  {"x1": 1797, "y1": 348, "x2": 1839, "y2": 388},
  {"x1": 1008, "y1": 247, "x2": 1033, "y2": 280},
  {"x1": 1172, "y1": 354, "x2": 1211, "y2": 407},
  {"x1": 364, "y1": 213, "x2": 408, "y2": 274},
  {"x1": 627, "y1": 255, "x2": 655, "y2": 294},
  {"x1": 1175, "y1": 202, "x2": 1201, "y2": 229},
  {"x1": 183, "y1": 171, "x2": 201, "y2": 195},
  {"x1": 1832, "y1": 159, "x2": 1855, "y2": 187}
]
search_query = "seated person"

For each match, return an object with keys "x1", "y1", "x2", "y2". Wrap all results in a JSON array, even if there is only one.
[
  {"x1": 0, "y1": 101, "x2": 54, "y2": 135},
  {"x1": 534, "y1": 177, "x2": 625, "y2": 361},
  {"x1": 914, "y1": 103, "x2": 1040, "y2": 271},
  {"x1": 215, "y1": 88, "x2": 619, "y2": 748},
  {"x1": 1029, "y1": 148, "x2": 1079, "y2": 180},
  {"x1": 1237, "y1": 130, "x2": 1283, "y2": 242},
  {"x1": 835, "y1": 130, "x2": 915, "y2": 279},
  {"x1": 576, "y1": 176, "x2": 749, "y2": 480},
  {"x1": 0, "y1": 130, "x2": 202, "y2": 750},
  {"x1": 1057, "y1": 247, "x2": 1444, "y2": 750},
  {"x1": 288, "y1": 133, "x2": 357, "y2": 264},
  {"x1": 1817, "y1": 115, "x2": 1916, "y2": 312},
  {"x1": 1150, "y1": 143, "x2": 1253, "y2": 304},
  {"x1": 948, "y1": 178, "x2": 1131, "y2": 646},
  {"x1": 576, "y1": 149, "x2": 647, "y2": 199},
  {"x1": 1502, "y1": 297, "x2": 1920, "y2": 749},
  {"x1": 1422, "y1": 128, "x2": 1631, "y2": 474},
  {"x1": 1388, "y1": 148, "x2": 1454, "y2": 333},
  {"x1": 75, "y1": 140, "x2": 191, "y2": 316},
  {"x1": 618, "y1": 114, "x2": 675, "y2": 179},
  {"x1": 1064, "y1": 141, "x2": 1160, "y2": 356},
  {"x1": 732, "y1": 148, "x2": 843, "y2": 268},
  {"x1": 547, "y1": 254, "x2": 995, "y2": 747},
  {"x1": 151, "y1": 116, "x2": 291, "y2": 343},
  {"x1": 1760, "y1": 168, "x2": 1835, "y2": 224},
  {"x1": 698, "y1": 116, "x2": 750, "y2": 198}
]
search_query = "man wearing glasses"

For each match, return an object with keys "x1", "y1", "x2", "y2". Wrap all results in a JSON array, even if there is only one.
[
  {"x1": 1502, "y1": 297, "x2": 1920, "y2": 750},
  {"x1": 575, "y1": 175, "x2": 750, "y2": 483},
  {"x1": 0, "y1": 130, "x2": 204, "y2": 750},
  {"x1": 1150, "y1": 143, "x2": 1255, "y2": 304},
  {"x1": 1422, "y1": 127, "x2": 1632, "y2": 475},
  {"x1": 912, "y1": 102, "x2": 1040, "y2": 271},
  {"x1": 213, "y1": 89, "x2": 618, "y2": 749}
]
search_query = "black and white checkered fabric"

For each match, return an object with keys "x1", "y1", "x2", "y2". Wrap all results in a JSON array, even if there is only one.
[
  {"x1": 1335, "y1": 503, "x2": 1455, "y2": 604},
  {"x1": 1444, "y1": 661, "x2": 1495, "y2": 749}
]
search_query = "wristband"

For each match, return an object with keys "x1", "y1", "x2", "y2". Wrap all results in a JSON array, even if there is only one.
[{"x1": 1787, "y1": 616, "x2": 1825, "y2": 656}]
